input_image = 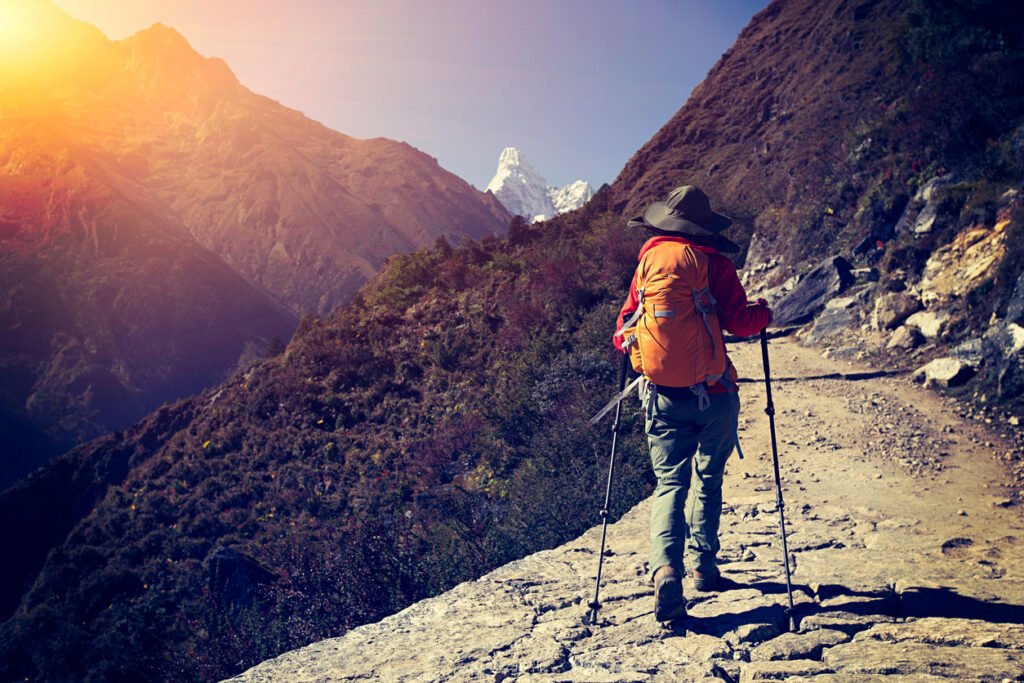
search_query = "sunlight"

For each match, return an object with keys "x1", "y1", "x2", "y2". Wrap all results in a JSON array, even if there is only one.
[{"x1": 0, "y1": 0, "x2": 102, "y2": 85}]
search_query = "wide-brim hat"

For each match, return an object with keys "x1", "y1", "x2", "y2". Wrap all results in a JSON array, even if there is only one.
[{"x1": 628, "y1": 185, "x2": 739, "y2": 253}]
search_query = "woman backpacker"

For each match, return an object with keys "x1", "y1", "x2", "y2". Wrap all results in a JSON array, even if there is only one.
[{"x1": 613, "y1": 185, "x2": 771, "y2": 623}]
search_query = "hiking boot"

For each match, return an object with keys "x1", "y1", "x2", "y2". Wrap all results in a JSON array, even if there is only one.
[
  {"x1": 653, "y1": 566, "x2": 687, "y2": 622},
  {"x1": 691, "y1": 568, "x2": 721, "y2": 592}
]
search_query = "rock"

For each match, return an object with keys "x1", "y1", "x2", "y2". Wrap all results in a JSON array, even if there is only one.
[
  {"x1": 951, "y1": 337, "x2": 984, "y2": 366},
  {"x1": 1008, "y1": 269, "x2": 1024, "y2": 325},
  {"x1": 749, "y1": 628, "x2": 849, "y2": 661},
  {"x1": 739, "y1": 659, "x2": 831, "y2": 681},
  {"x1": 894, "y1": 175, "x2": 954, "y2": 237},
  {"x1": 983, "y1": 321, "x2": 1024, "y2": 399},
  {"x1": 806, "y1": 286, "x2": 875, "y2": 345},
  {"x1": 800, "y1": 611, "x2": 896, "y2": 635},
  {"x1": 853, "y1": 617, "x2": 1024, "y2": 649},
  {"x1": 822, "y1": 639, "x2": 1024, "y2": 680},
  {"x1": 782, "y1": 675, "x2": 951, "y2": 682},
  {"x1": 873, "y1": 292, "x2": 921, "y2": 330},
  {"x1": 886, "y1": 325, "x2": 923, "y2": 351},
  {"x1": 771, "y1": 257, "x2": 855, "y2": 326},
  {"x1": 726, "y1": 622, "x2": 783, "y2": 646},
  {"x1": 919, "y1": 217, "x2": 1009, "y2": 306},
  {"x1": 911, "y1": 358, "x2": 976, "y2": 388},
  {"x1": 207, "y1": 546, "x2": 277, "y2": 612},
  {"x1": 904, "y1": 310, "x2": 950, "y2": 340},
  {"x1": 805, "y1": 304, "x2": 856, "y2": 345},
  {"x1": 912, "y1": 201, "x2": 938, "y2": 234}
]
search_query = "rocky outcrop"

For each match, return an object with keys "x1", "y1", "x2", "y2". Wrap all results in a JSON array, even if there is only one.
[{"x1": 770, "y1": 257, "x2": 855, "y2": 327}]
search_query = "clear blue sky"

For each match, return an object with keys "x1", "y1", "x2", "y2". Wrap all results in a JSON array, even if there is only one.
[{"x1": 56, "y1": 0, "x2": 767, "y2": 189}]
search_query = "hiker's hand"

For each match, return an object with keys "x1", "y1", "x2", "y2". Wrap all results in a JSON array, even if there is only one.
[{"x1": 756, "y1": 298, "x2": 773, "y2": 325}]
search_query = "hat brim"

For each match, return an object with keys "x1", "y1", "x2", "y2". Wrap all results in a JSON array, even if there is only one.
[
  {"x1": 643, "y1": 201, "x2": 733, "y2": 234},
  {"x1": 628, "y1": 214, "x2": 740, "y2": 254}
]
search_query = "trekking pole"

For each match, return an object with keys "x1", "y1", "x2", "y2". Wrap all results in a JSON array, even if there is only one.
[
  {"x1": 586, "y1": 352, "x2": 629, "y2": 626},
  {"x1": 760, "y1": 329, "x2": 797, "y2": 632}
]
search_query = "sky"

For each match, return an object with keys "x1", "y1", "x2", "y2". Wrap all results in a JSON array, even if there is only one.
[{"x1": 53, "y1": 0, "x2": 767, "y2": 190}]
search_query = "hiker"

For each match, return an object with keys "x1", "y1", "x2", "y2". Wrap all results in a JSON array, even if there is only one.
[{"x1": 613, "y1": 185, "x2": 771, "y2": 623}]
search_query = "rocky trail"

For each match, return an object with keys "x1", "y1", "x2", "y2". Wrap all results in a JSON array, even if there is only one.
[{"x1": 227, "y1": 338, "x2": 1024, "y2": 682}]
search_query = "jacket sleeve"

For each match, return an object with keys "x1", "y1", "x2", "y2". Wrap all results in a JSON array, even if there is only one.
[
  {"x1": 612, "y1": 270, "x2": 640, "y2": 352},
  {"x1": 710, "y1": 255, "x2": 771, "y2": 337}
]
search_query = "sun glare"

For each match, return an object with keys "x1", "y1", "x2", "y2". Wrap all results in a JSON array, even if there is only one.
[
  {"x1": 0, "y1": 1, "x2": 45, "y2": 58},
  {"x1": 0, "y1": 0, "x2": 97, "y2": 84}
]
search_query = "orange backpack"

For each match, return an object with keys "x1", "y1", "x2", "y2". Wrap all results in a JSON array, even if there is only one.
[{"x1": 616, "y1": 241, "x2": 730, "y2": 389}]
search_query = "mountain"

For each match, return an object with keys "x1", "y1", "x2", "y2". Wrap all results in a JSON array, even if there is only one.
[
  {"x1": 2, "y1": 0, "x2": 1023, "y2": 682},
  {"x1": 486, "y1": 147, "x2": 593, "y2": 222},
  {"x1": 0, "y1": 0, "x2": 510, "y2": 483},
  {"x1": 114, "y1": 22, "x2": 511, "y2": 314}
]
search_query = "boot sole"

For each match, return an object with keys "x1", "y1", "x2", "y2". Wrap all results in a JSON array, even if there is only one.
[{"x1": 654, "y1": 579, "x2": 687, "y2": 622}]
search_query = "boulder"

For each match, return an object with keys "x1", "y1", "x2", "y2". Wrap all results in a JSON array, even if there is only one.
[
  {"x1": 894, "y1": 175, "x2": 954, "y2": 236},
  {"x1": 873, "y1": 292, "x2": 921, "y2": 330},
  {"x1": 912, "y1": 358, "x2": 975, "y2": 388},
  {"x1": 982, "y1": 321, "x2": 1024, "y2": 399},
  {"x1": 886, "y1": 325, "x2": 923, "y2": 351},
  {"x1": 904, "y1": 310, "x2": 949, "y2": 340},
  {"x1": 772, "y1": 257, "x2": 855, "y2": 326},
  {"x1": 805, "y1": 287, "x2": 873, "y2": 345}
]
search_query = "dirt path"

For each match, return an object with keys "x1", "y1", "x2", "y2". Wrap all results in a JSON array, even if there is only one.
[{"x1": 227, "y1": 338, "x2": 1024, "y2": 682}]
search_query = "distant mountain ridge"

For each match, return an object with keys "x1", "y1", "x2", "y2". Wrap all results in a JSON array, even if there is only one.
[
  {"x1": 0, "y1": 0, "x2": 510, "y2": 484},
  {"x1": 486, "y1": 147, "x2": 592, "y2": 222}
]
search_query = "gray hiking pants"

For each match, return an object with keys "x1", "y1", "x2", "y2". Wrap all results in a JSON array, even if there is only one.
[{"x1": 645, "y1": 385, "x2": 739, "y2": 578}]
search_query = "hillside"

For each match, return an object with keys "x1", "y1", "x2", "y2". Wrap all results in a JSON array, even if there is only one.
[
  {"x1": 0, "y1": 106, "x2": 297, "y2": 488},
  {"x1": 2, "y1": 0, "x2": 1023, "y2": 682},
  {"x1": 609, "y1": 0, "x2": 1024, "y2": 410},
  {"x1": 0, "y1": 0, "x2": 510, "y2": 481},
  {"x1": 227, "y1": 339, "x2": 1024, "y2": 682}
]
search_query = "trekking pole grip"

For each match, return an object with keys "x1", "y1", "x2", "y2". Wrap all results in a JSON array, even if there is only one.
[
  {"x1": 760, "y1": 329, "x2": 775, "y2": 417},
  {"x1": 612, "y1": 352, "x2": 628, "y2": 432}
]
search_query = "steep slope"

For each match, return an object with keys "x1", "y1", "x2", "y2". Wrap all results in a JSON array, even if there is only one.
[
  {"x1": 611, "y1": 0, "x2": 1023, "y2": 263},
  {"x1": 0, "y1": 0, "x2": 510, "y2": 478},
  {"x1": 607, "y1": 0, "x2": 1024, "y2": 409},
  {"x1": 117, "y1": 23, "x2": 510, "y2": 314},
  {"x1": 0, "y1": 112, "x2": 297, "y2": 489}
]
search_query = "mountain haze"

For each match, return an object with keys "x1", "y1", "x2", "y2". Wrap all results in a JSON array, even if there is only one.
[
  {"x1": 2, "y1": 0, "x2": 1023, "y2": 682},
  {"x1": 0, "y1": 0, "x2": 510, "y2": 483}
]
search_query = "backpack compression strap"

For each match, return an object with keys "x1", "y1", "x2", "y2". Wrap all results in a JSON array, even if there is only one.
[{"x1": 614, "y1": 289, "x2": 645, "y2": 338}]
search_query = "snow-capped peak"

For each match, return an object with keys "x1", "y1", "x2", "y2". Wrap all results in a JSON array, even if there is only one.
[{"x1": 486, "y1": 147, "x2": 592, "y2": 223}]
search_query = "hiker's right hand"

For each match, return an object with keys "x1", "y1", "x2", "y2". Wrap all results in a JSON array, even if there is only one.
[{"x1": 756, "y1": 298, "x2": 773, "y2": 325}]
